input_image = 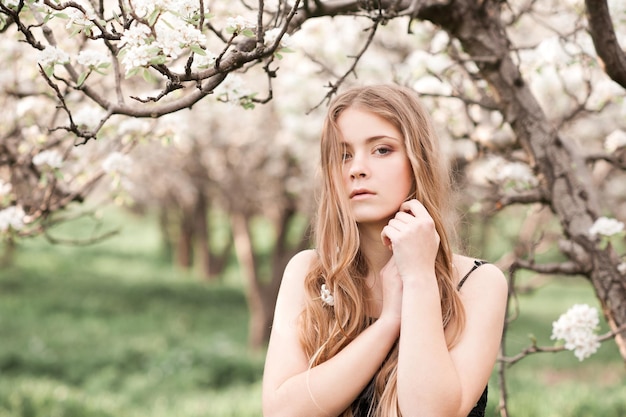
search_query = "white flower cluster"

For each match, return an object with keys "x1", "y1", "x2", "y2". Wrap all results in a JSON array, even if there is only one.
[
  {"x1": 155, "y1": 20, "x2": 206, "y2": 59},
  {"x1": 0, "y1": 206, "x2": 26, "y2": 232},
  {"x1": 102, "y1": 152, "x2": 133, "y2": 175},
  {"x1": 215, "y1": 75, "x2": 253, "y2": 105},
  {"x1": 119, "y1": 15, "x2": 208, "y2": 75},
  {"x1": 226, "y1": 16, "x2": 256, "y2": 35},
  {"x1": 77, "y1": 50, "x2": 109, "y2": 68},
  {"x1": 589, "y1": 216, "x2": 624, "y2": 238},
  {"x1": 73, "y1": 106, "x2": 106, "y2": 130},
  {"x1": 2, "y1": 0, "x2": 21, "y2": 8},
  {"x1": 551, "y1": 304, "x2": 601, "y2": 361},
  {"x1": 264, "y1": 28, "x2": 292, "y2": 48},
  {"x1": 604, "y1": 130, "x2": 626, "y2": 153},
  {"x1": 119, "y1": 24, "x2": 158, "y2": 72},
  {"x1": 38, "y1": 46, "x2": 70, "y2": 67},
  {"x1": 480, "y1": 156, "x2": 538, "y2": 190},
  {"x1": 65, "y1": 6, "x2": 97, "y2": 29},
  {"x1": 130, "y1": 0, "x2": 205, "y2": 19},
  {"x1": 320, "y1": 284, "x2": 334, "y2": 306},
  {"x1": 33, "y1": 150, "x2": 63, "y2": 169}
]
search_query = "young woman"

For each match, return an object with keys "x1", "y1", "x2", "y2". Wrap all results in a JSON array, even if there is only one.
[{"x1": 262, "y1": 84, "x2": 508, "y2": 417}]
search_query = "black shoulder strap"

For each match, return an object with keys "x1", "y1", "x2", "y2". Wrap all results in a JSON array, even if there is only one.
[{"x1": 456, "y1": 260, "x2": 488, "y2": 290}]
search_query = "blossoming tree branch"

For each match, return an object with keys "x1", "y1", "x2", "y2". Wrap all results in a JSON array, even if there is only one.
[
  {"x1": 1, "y1": 1, "x2": 626, "y2": 415},
  {"x1": 1, "y1": 0, "x2": 301, "y2": 143}
]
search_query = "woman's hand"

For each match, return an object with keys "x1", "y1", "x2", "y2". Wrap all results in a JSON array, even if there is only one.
[{"x1": 380, "y1": 199, "x2": 440, "y2": 280}]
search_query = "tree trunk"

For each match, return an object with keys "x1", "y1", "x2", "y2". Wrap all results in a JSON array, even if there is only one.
[
  {"x1": 230, "y1": 211, "x2": 269, "y2": 349},
  {"x1": 419, "y1": 0, "x2": 626, "y2": 359},
  {"x1": 230, "y1": 207, "x2": 311, "y2": 350},
  {"x1": 193, "y1": 191, "x2": 215, "y2": 280},
  {"x1": 177, "y1": 207, "x2": 194, "y2": 268}
]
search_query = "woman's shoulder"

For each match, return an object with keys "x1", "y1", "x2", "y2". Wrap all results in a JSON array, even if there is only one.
[
  {"x1": 452, "y1": 254, "x2": 507, "y2": 294},
  {"x1": 280, "y1": 249, "x2": 318, "y2": 288},
  {"x1": 285, "y1": 249, "x2": 318, "y2": 274}
]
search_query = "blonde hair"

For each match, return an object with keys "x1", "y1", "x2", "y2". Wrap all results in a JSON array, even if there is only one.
[{"x1": 299, "y1": 84, "x2": 464, "y2": 417}]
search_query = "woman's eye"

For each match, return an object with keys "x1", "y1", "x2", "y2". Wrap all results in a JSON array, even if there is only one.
[
  {"x1": 375, "y1": 147, "x2": 391, "y2": 155},
  {"x1": 342, "y1": 153, "x2": 352, "y2": 162}
]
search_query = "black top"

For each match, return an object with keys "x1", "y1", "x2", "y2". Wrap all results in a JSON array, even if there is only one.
[{"x1": 352, "y1": 260, "x2": 489, "y2": 417}]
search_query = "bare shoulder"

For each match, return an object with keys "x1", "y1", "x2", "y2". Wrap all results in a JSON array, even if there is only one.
[
  {"x1": 275, "y1": 249, "x2": 318, "y2": 305},
  {"x1": 283, "y1": 249, "x2": 318, "y2": 283},
  {"x1": 453, "y1": 254, "x2": 508, "y2": 298}
]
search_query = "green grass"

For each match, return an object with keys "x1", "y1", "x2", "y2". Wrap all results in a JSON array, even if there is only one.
[{"x1": 0, "y1": 209, "x2": 624, "y2": 417}]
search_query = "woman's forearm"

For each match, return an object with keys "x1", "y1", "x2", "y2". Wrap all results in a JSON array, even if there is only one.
[
  {"x1": 264, "y1": 316, "x2": 400, "y2": 417},
  {"x1": 397, "y1": 276, "x2": 462, "y2": 417}
]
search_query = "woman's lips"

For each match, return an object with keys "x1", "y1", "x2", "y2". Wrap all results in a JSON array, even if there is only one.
[{"x1": 350, "y1": 189, "x2": 374, "y2": 199}]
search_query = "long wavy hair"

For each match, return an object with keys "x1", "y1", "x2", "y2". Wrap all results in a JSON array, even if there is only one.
[{"x1": 299, "y1": 84, "x2": 464, "y2": 417}]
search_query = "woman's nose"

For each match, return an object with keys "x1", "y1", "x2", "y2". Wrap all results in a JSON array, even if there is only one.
[{"x1": 349, "y1": 155, "x2": 368, "y2": 179}]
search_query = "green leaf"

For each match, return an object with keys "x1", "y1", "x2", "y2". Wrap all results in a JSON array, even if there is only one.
[
  {"x1": 77, "y1": 71, "x2": 88, "y2": 87},
  {"x1": 147, "y1": 9, "x2": 160, "y2": 26},
  {"x1": 149, "y1": 55, "x2": 167, "y2": 65},
  {"x1": 190, "y1": 44, "x2": 206, "y2": 56},
  {"x1": 44, "y1": 65, "x2": 55, "y2": 77},
  {"x1": 241, "y1": 29, "x2": 255, "y2": 38},
  {"x1": 125, "y1": 67, "x2": 141, "y2": 79},
  {"x1": 142, "y1": 69, "x2": 156, "y2": 83}
]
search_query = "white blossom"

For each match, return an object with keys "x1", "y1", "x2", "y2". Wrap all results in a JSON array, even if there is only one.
[
  {"x1": 320, "y1": 284, "x2": 334, "y2": 306},
  {"x1": 72, "y1": 106, "x2": 106, "y2": 129},
  {"x1": 32, "y1": 149, "x2": 63, "y2": 169},
  {"x1": 589, "y1": 216, "x2": 624, "y2": 238},
  {"x1": 193, "y1": 50, "x2": 217, "y2": 69},
  {"x1": 121, "y1": 44, "x2": 155, "y2": 74},
  {"x1": 618, "y1": 262, "x2": 626, "y2": 275},
  {"x1": 129, "y1": 0, "x2": 206, "y2": 18},
  {"x1": 551, "y1": 304, "x2": 601, "y2": 361},
  {"x1": 495, "y1": 161, "x2": 538, "y2": 187},
  {"x1": 225, "y1": 16, "x2": 256, "y2": 34},
  {"x1": 604, "y1": 130, "x2": 626, "y2": 153},
  {"x1": 264, "y1": 28, "x2": 291, "y2": 48},
  {"x1": 65, "y1": 7, "x2": 96, "y2": 28},
  {"x1": 0, "y1": 205, "x2": 26, "y2": 232},
  {"x1": 0, "y1": 180, "x2": 12, "y2": 197},
  {"x1": 38, "y1": 46, "x2": 70, "y2": 67},
  {"x1": 118, "y1": 118, "x2": 151, "y2": 136},
  {"x1": 119, "y1": 23, "x2": 152, "y2": 49},
  {"x1": 3, "y1": 0, "x2": 21, "y2": 8},
  {"x1": 155, "y1": 20, "x2": 206, "y2": 59},
  {"x1": 77, "y1": 50, "x2": 109, "y2": 68},
  {"x1": 102, "y1": 152, "x2": 133, "y2": 175},
  {"x1": 478, "y1": 156, "x2": 538, "y2": 189},
  {"x1": 215, "y1": 75, "x2": 253, "y2": 103}
]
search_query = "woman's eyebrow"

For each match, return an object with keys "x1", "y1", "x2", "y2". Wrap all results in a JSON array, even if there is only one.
[{"x1": 341, "y1": 135, "x2": 402, "y2": 146}]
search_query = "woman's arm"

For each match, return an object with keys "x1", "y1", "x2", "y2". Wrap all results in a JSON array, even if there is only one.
[
  {"x1": 262, "y1": 250, "x2": 401, "y2": 417},
  {"x1": 397, "y1": 262, "x2": 507, "y2": 417},
  {"x1": 382, "y1": 200, "x2": 507, "y2": 417}
]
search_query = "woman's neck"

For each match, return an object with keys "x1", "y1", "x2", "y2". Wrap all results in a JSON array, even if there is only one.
[{"x1": 358, "y1": 225, "x2": 392, "y2": 274}]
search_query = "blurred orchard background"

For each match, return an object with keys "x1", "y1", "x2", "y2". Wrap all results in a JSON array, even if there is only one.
[{"x1": 1, "y1": 0, "x2": 626, "y2": 416}]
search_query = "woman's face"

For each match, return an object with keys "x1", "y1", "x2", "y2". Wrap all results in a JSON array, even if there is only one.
[{"x1": 336, "y1": 107, "x2": 413, "y2": 226}]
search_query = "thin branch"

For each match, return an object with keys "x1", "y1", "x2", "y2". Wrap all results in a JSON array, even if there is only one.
[
  {"x1": 308, "y1": 19, "x2": 381, "y2": 112},
  {"x1": 585, "y1": 151, "x2": 626, "y2": 170},
  {"x1": 500, "y1": 323, "x2": 626, "y2": 366},
  {"x1": 512, "y1": 257, "x2": 589, "y2": 276}
]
